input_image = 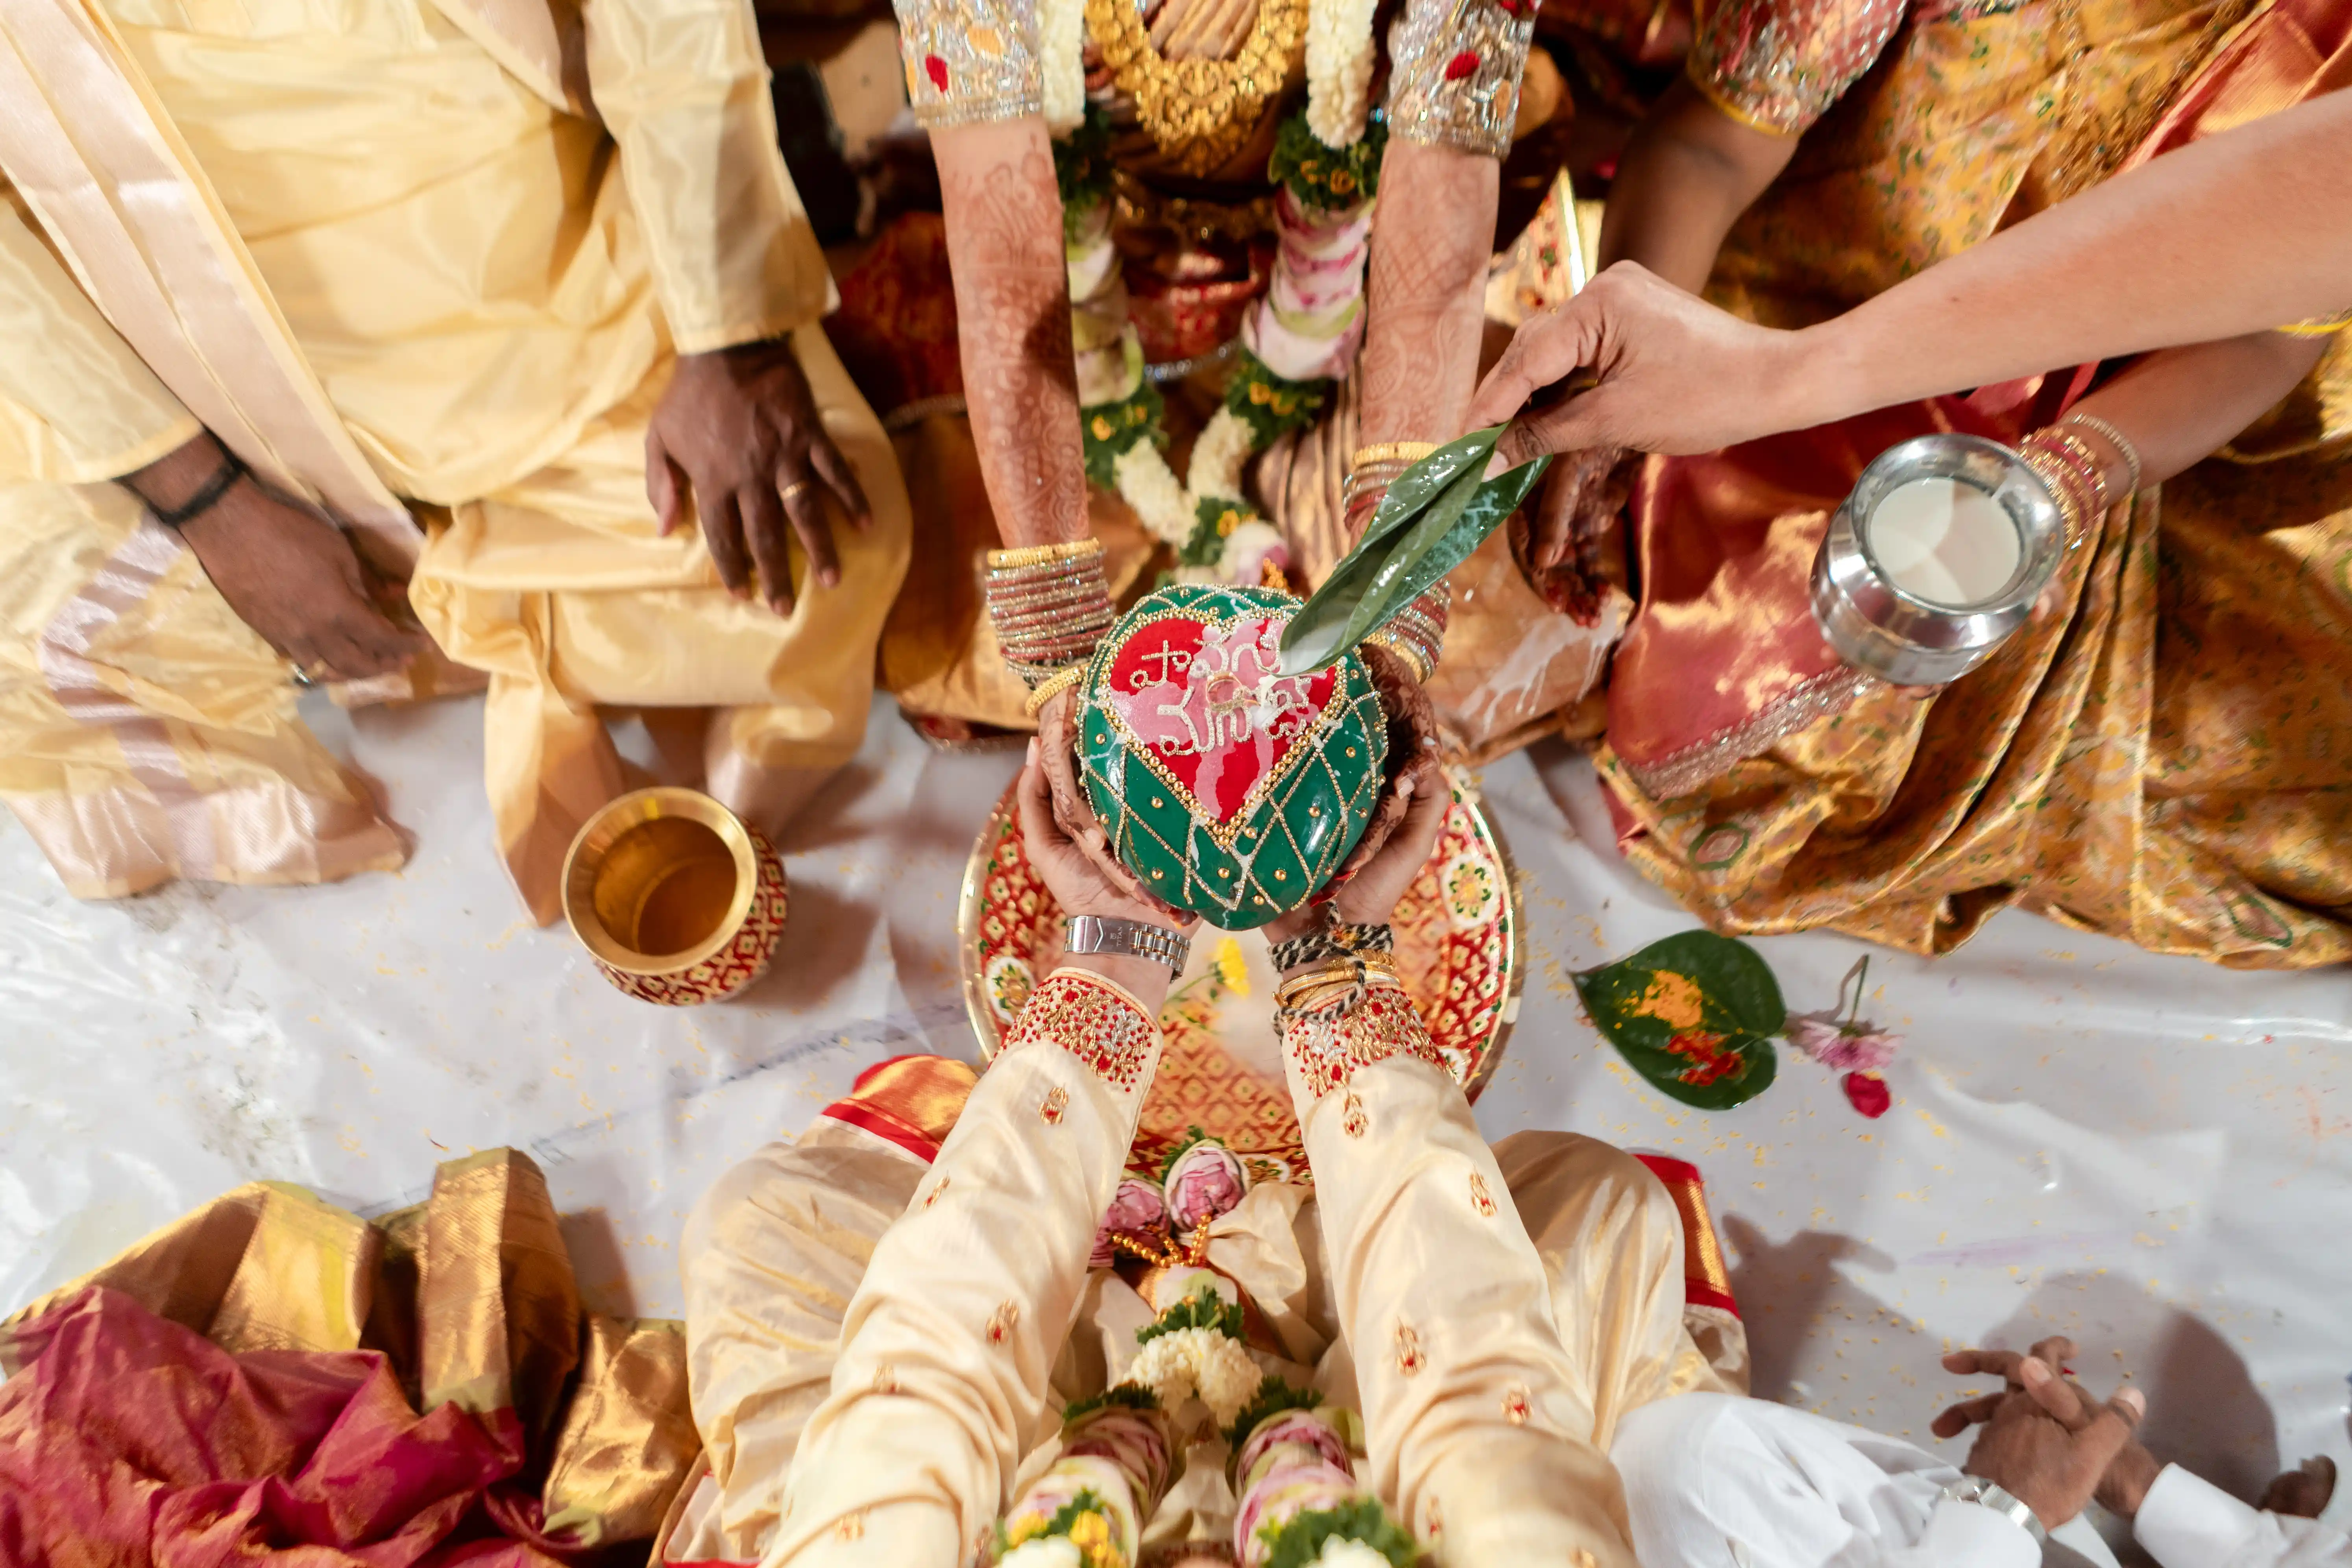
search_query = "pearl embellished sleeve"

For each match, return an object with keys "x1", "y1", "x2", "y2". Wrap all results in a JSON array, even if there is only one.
[
  {"x1": 891, "y1": 0, "x2": 1044, "y2": 128},
  {"x1": 1383, "y1": 0, "x2": 1539, "y2": 159},
  {"x1": 1280, "y1": 990, "x2": 1640, "y2": 1567},
  {"x1": 1686, "y1": 0, "x2": 1908, "y2": 136}
]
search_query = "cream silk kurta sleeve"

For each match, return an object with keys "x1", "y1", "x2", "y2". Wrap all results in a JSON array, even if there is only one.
[
  {"x1": 582, "y1": 0, "x2": 835, "y2": 353},
  {"x1": 1279, "y1": 989, "x2": 1639, "y2": 1568},
  {"x1": 767, "y1": 968, "x2": 1166, "y2": 1566},
  {"x1": 0, "y1": 182, "x2": 194, "y2": 484}
]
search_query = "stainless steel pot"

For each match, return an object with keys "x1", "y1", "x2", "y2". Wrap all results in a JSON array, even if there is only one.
[{"x1": 1811, "y1": 433, "x2": 2065, "y2": 687}]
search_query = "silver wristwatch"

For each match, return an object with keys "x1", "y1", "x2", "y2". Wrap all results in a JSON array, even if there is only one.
[
  {"x1": 1064, "y1": 914, "x2": 1191, "y2": 975},
  {"x1": 1941, "y1": 1476, "x2": 2048, "y2": 1545}
]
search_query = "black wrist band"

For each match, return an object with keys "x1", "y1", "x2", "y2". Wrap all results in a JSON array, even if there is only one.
[
  {"x1": 142, "y1": 448, "x2": 246, "y2": 529},
  {"x1": 1269, "y1": 919, "x2": 1393, "y2": 975}
]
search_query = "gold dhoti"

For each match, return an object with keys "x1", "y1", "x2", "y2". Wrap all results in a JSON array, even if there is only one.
[{"x1": 0, "y1": 479, "x2": 404, "y2": 897}]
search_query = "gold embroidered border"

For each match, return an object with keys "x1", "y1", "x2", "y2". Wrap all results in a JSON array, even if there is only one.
[
  {"x1": 1283, "y1": 986, "x2": 1447, "y2": 1100},
  {"x1": 1006, "y1": 967, "x2": 1162, "y2": 1091},
  {"x1": 1618, "y1": 666, "x2": 1879, "y2": 802}
]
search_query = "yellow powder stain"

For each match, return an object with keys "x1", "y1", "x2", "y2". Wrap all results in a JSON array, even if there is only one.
[
  {"x1": 1630, "y1": 971, "x2": 1707, "y2": 1030},
  {"x1": 1914, "y1": 1109, "x2": 1951, "y2": 1139}
]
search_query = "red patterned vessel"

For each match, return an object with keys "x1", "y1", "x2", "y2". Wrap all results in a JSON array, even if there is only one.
[{"x1": 562, "y1": 787, "x2": 789, "y2": 1007}]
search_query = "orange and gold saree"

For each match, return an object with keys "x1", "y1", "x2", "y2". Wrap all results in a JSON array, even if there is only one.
[
  {"x1": 1597, "y1": 0, "x2": 2352, "y2": 967},
  {"x1": 0, "y1": 1150, "x2": 699, "y2": 1565}
]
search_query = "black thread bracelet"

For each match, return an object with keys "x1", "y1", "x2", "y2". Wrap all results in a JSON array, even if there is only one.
[
  {"x1": 1268, "y1": 919, "x2": 1394, "y2": 975},
  {"x1": 142, "y1": 447, "x2": 247, "y2": 529}
]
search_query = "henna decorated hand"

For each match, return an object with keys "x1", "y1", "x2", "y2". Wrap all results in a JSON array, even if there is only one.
[
  {"x1": 1512, "y1": 444, "x2": 1634, "y2": 621},
  {"x1": 1321, "y1": 641, "x2": 1441, "y2": 890},
  {"x1": 1035, "y1": 687, "x2": 1187, "y2": 922},
  {"x1": 647, "y1": 340, "x2": 870, "y2": 614},
  {"x1": 1019, "y1": 737, "x2": 1192, "y2": 931},
  {"x1": 1266, "y1": 750, "x2": 1450, "y2": 942}
]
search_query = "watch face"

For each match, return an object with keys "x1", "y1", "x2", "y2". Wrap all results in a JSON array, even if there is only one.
[{"x1": 1075, "y1": 583, "x2": 1388, "y2": 930}]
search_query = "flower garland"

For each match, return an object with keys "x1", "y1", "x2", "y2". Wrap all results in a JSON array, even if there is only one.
[
  {"x1": 1229, "y1": 1401, "x2": 1413, "y2": 1568},
  {"x1": 1062, "y1": 117, "x2": 1378, "y2": 585},
  {"x1": 998, "y1": 1396, "x2": 1174, "y2": 1568},
  {"x1": 1046, "y1": 0, "x2": 1383, "y2": 583},
  {"x1": 1040, "y1": 0, "x2": 1087, "y2": 131}
]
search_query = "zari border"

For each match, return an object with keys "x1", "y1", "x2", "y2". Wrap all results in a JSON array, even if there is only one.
[
  {"x1": 1634, "y1": 1152, "x2": 1739, "y2": 1317},
  {"x1": 817, "y1": 1055, "x2": 979, "y2": 1162},
  {"x1": 1618, "y1": 666, "x2": 1879, "y2": 803}
]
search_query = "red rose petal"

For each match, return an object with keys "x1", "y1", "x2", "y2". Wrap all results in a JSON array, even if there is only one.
[
  {"x1": 1444, "y1": 49, "x2": 1480, "y2": 79},
  {"x1": 1843, "y1": 1070, "x2": 1892, "y2": 1118},
  {"x1": 924, "y1": 54, "x2": 949, "y2": 92}
]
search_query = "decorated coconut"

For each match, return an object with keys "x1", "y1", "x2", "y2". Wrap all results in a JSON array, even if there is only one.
[{"x1": 1076, "y1": 582, "x2": 1388, "y2": 930}]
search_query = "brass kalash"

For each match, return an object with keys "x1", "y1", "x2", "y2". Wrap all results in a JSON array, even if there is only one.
[{"x1": 561, "y1": 787, "x2": 788, "y2": 1005}]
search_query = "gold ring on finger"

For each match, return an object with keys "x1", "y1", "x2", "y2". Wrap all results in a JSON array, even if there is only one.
[{"x1": 780, "y1": 479, "x2": 814, "y2": 503}]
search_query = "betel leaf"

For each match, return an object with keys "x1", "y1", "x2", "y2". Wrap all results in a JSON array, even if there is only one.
[
  {"x1": 1358, "y1": 428, "x2": 1503, "y2": 554},
  {"x1": 1279, "y1": 429, "x2": 1551, "y2": 673},
  {"x1": 1572, "y1": 930, "x2": 1784, "y2": 1110}
]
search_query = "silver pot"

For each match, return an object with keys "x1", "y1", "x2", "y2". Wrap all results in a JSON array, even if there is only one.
[{"x1": 1811, "y1": 433, "x2": 2065, "y2": 687}]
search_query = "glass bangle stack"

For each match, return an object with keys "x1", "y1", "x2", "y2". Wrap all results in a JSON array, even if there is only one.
[
  {"x1": 1338, "y1": 442, "x2": 1452, "y2": 683},
  {"x1": 985, "y1": 538, "x2": 1118, "y2": 715}
]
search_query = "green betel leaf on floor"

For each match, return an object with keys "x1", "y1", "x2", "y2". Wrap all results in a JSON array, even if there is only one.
[
  {"x1": 1572, "y1": 930, "x2": 1784, "y2": 1109},
  {"x1": 1278, "y1": 430, "x2": 1550, "y2": 674}
]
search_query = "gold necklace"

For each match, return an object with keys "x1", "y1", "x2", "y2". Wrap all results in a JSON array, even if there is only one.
[{"x1": 1086, "y1": 0, "x2": 1308, "y2": 176}]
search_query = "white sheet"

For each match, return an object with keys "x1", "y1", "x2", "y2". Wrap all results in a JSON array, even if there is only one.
[{"x1": 2, "y1": 691, "x2": 2345, "y2": 1555}]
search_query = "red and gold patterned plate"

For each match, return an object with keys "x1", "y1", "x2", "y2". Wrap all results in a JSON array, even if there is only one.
[{"x1": 958, "y1": 774, "x2": 1522, "y2": 1181}]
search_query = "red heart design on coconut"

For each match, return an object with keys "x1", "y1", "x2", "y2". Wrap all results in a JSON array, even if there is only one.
[{"x1": 1101, "y1": 612, "x2": 1341, "y2": 825}]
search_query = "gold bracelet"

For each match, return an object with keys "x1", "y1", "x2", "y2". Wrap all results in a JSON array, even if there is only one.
[
  {"x1": 2019, "y1": 446, "x2": 2087, "y2": 550},
  {"x1": 2059, "y1": 413, "x2": 2143, "y2": 498},
  {"x1": 1273, "y1": 951, "x2": 1400, "y2": 1014},
  {"x1": 1350, "y1": 442, "x2": 1440, "y2": 470},
  {"x1": 1022, "y1": 663, "x2": 1089, "y2": 716},
  {"x1": 1362, "y1": 631, "x2": 1433, "y2": 685},
  {"x1": 987, "y1": 537, "x2": 1106, "y2": 571}
]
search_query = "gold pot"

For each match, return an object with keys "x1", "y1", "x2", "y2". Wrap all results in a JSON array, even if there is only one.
[{"x1": 562, "y1": 787, "x2": 787, "y2": 1005}]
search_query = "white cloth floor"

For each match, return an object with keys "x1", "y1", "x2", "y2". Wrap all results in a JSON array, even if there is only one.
[{"x1": 3, "y1": 691, "x2": 2347, "y2": 1557}]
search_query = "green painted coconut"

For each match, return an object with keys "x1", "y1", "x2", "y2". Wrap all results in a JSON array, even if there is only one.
[{"x1": 1076, "y1": 582, "x2": 1388, "y2": 930}]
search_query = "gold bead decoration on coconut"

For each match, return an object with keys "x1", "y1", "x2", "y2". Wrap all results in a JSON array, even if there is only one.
[{"x1": 1085, "y1": 0, "x2": 1308, "y2": 175}]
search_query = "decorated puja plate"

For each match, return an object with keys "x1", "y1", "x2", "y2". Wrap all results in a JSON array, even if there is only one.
[{"x1": 959, "y1": 774, "x2": 1522, "y2": 1181}]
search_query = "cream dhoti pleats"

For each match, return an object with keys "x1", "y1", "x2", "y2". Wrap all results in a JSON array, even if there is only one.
[
  {"x1": 406, "y1": 323, "x2": 911, "y2": 923},
  {"x1": 673, "y1": 1109, "x2": 1739, "y2": 1566}
]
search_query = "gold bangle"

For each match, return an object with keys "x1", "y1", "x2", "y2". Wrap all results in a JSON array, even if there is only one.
[
  {"x1": 2059, "y1": 412, "x2": 2143, "y2": 498},
  {"x1": 1022, "y1": 663, "x2": 1089, "y2": 716},
  {"x1": 1362, "y1": 631, "x2": 1433, "y2": 684},
  {"x1": 1272, "y1": 951, "x2": 1400, "y2": 1014},
  {"x1": 987, "y1": 538, "x2": 1106, "y2": 570},
  {"x1": 1351, "y1": 442, "x2": 1440, "y2": 470}
]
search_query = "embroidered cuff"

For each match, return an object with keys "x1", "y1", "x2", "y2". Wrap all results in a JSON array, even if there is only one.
[
  {"x1": 1004, "y1": 967, "x2": 1162, "y2": 1092},
  {"x1": 1282, "y1": 984, "x2": 1448, "y2": 1099},
  {"x1": 1383, "y1": 0, "x2": 1538, "y2": 159},
  {"x1": 894, "y1": 0, "x2": 1044, "y2": 129},
  {"x1": 1684, "y1": 0, "x2": 1904, "y2": 138}
]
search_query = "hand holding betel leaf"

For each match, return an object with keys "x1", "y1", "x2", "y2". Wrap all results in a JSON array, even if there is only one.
[{"x1": 1277, "y1": 427, "x2": 1551, "y2": 674}]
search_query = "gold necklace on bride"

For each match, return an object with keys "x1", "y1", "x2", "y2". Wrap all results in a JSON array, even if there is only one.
[{"x1": 1084, "y1": 0, "x2": 1309, "y2": 175}]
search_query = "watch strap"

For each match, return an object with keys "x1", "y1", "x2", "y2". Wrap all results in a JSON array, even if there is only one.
[
  {"x1": 1943, "y1": 1477, "x2": 2047, "y2": 1544},
  {"x1": 1065, "y1": 914, "x2": 1191, "y2": 975}
]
